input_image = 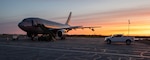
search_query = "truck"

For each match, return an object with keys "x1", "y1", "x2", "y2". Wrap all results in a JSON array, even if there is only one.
[{"x1": 104, "y1": 34, "x2": 134, "y2": 45}]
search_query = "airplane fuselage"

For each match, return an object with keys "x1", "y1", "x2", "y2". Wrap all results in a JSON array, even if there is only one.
[{"x1": 18, "y1": 18, "x2": 70, "y2": 34}]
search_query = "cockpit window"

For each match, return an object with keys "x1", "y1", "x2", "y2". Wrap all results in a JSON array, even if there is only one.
[
  {"x1": 22, "y1": 19, "x2": 26, "y2": 22},
  {"x1": 22, "y1": 19, "x2": 32, "y2": 22}
]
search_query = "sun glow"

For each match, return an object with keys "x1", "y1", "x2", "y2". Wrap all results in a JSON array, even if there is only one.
[
  {"x1": 68, "y1": 24, "x2": 150, "y2": 36},
  {"x1": 67, "y1": 7, "x2": 150, "y2": 36}
]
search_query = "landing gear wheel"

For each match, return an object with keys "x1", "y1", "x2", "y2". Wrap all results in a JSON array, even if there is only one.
[
  {"x1": 31, "y1": 37, "x2": 35, "y2": 41},
  {"x1": 61, "y1": 37, "x2": 66, "y2": 40}
]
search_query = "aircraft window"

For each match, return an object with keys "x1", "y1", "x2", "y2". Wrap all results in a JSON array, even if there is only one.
[
  {"x1": 22, "y1": 19, "x2": 32, "y2": 22},
  {"x1": 22, "y1": 19, "x2": 26, "y2": 22}
]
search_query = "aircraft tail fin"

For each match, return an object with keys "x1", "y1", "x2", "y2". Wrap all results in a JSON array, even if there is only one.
[{"x1": 65, "y1": 12, "x2": 72, "y2": 25}]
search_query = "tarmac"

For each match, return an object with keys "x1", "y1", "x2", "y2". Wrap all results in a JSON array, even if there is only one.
[{"x1": 0, "y1": 37, "x2": 150, "y2": 60}]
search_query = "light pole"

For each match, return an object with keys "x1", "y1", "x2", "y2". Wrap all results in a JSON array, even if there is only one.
[{"x1": 128, "y1": 20, "x2": 130, "y2": 36}]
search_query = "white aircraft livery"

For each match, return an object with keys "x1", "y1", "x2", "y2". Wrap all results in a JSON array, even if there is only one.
[{"x1": 18, "y1": 12, "x2": 100, "y2": 41}]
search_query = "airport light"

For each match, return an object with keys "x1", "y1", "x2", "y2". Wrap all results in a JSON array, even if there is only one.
[{"x1": 128, "y1": 19, "x2": 130, "y2": 36}]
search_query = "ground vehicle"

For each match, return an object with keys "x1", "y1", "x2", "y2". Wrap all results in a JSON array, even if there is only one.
[
  {"x1": 104, "y1": 34, "x2": 134, "y2": 45},
  {"x1": 12, "y1": 35, "x2": 19, "y2": 40}
]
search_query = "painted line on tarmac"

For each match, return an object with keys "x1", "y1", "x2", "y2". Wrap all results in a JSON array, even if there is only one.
[{"x1": 0, "y1": 44, "x2": 150, "y2": 58}]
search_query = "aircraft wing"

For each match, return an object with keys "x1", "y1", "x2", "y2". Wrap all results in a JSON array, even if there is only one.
[
  {"x1": 38, "y1": 24, "x2": 101, "y2": 32},
  {"x1": 81, "y1": 26, "x2": 101, "y2": 29},
  {"x1": 63, "y1": 26, "x2": 101, "y2": 32}
]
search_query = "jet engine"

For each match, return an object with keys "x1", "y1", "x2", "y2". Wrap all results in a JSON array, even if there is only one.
[{"x1": 57, "y1": 29, "x2": 67, "y2": 39}]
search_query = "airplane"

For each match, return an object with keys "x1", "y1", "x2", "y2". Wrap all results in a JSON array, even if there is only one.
[{"x1": 18, "y1": 12, "x2": 100, "y2": 41}]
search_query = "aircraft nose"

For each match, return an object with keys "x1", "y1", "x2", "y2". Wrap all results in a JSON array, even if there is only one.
[{"x1": 18, "y1": 22, "x2": 24, "y2": 28}]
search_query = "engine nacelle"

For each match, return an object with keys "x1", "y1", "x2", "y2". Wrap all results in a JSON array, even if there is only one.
[{"x1": 57, "y1": 29, "x2": 67, "y2": 39}]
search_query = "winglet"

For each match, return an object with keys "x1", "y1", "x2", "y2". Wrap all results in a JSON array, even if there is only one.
[{"x1": 65, "y1": 12, "x2": 72, "y2": 25}]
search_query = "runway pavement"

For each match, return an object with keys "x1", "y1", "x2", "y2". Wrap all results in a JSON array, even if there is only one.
[{"x1": 0, "y1": 37, "x2": 150, "y2": 60}]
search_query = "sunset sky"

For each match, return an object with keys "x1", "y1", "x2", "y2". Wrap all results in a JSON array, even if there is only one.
[{"x1": 0, "y1": 0, "x2": 150, "y2": 36}]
